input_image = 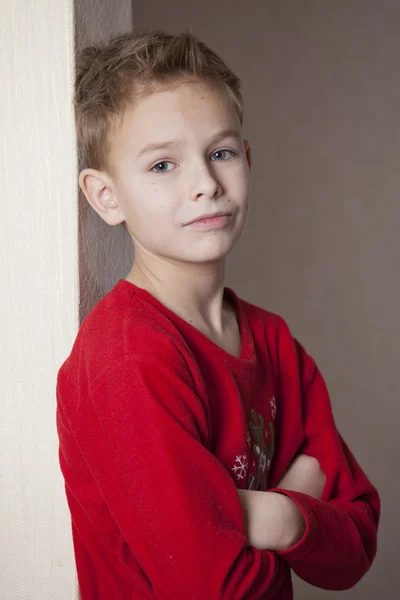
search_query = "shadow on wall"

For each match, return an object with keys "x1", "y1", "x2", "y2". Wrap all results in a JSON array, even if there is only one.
[
  {"x1": 74, "y1": 0, "x2": 134, "y2": 325},
  {"x1": 78, "y1": 181, "x2": 134, "y2": 324}
]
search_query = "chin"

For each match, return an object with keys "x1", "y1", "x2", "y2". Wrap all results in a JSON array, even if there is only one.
[
  {"x1": 166, "y1": 229, "x2": 243, "y2": 264},
  {"x1": 187, "y1": 242, "x2": 237, "y2": 264}
]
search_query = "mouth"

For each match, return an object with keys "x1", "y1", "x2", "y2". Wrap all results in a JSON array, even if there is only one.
[{"x1": 183, "y1": 212, "x2": 233, "y2": 227}]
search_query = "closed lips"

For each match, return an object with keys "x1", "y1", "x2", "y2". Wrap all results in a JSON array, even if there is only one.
[{"x1": 184, "y1": 212, "x2": 231, "y2": 225}]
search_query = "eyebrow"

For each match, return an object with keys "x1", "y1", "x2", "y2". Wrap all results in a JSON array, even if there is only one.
[{"x1": 137, "y1": 129, "x2": 242, "y2": 158}]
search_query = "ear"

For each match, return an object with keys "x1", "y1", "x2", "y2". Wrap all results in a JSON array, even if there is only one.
[
  {"x1": 78, "y1": 168, "x2": 125, "y2": 226},
  {"x1": 244, "y1": 140, "x2": 252, "y2": 171}
]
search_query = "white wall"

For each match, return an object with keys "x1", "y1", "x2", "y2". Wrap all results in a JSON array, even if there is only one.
[
  {"x1": 1, "y1": 1, "x2": 78, "y2": 599},
  {"x1": 1, "y1": 1, "x2": 132, "y2": 598}
]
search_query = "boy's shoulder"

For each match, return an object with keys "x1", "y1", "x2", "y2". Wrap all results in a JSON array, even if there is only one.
[
  {"x1": 233, "y1": 288, "x2": 292, "y2": 339},
  {"x1": 57, "y1": 280, "x2": 187, "y2": 388},
  {"x1": 234, "y1": 289, "x2": 305, "y2": 365},
  {"x1": 236, "y1": 291, "x2": 318, "y2": 386}
]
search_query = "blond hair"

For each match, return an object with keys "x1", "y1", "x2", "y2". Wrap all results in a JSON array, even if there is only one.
[{"x1": 74, "y1": 30, "x2": 244, "y2": 171}]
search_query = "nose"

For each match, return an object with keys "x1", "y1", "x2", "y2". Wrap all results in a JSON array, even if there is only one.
[{"x1": 190, "y1": 160, "x2": 223, "y2": 202}]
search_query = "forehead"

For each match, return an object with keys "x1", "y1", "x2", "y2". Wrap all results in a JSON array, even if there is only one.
[{"x1": 109, "y1": 79, "x2": 241, "y2": 163}]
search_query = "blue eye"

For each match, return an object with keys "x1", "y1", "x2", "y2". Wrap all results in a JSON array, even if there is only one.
[
  {"x1": 151, "y1": 161, "x2": 175, "y2": 173},
  {"x1": 210, "y1": 149, "x2": 236, "y2": 161}
]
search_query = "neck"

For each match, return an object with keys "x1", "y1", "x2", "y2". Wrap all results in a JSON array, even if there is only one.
[{"x1": 126, "y1": 252, "x2": 228, "y2": 334}]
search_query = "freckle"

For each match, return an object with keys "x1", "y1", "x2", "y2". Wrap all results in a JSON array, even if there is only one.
[{"x1": 228, "y1": 198, "x2": 231, "y2": 202}]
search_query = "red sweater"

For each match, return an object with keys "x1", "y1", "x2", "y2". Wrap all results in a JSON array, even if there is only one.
[{"x1": 56, "y1": 280, "x2": 379, "y2": 599}]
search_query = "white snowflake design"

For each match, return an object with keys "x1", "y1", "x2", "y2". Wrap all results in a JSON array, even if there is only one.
[
  {"x1": 231, "y1": 454, "x2": 248, "y2": 481},
  {"x1": 259, "y1": 451, "x2": 267, "y2": 473},
  {"x1": 270, "y1": 396, "x2": 277, "y2": 421}
]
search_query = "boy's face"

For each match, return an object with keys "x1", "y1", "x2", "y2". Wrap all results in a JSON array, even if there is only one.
[{"x1": 86, "y1": 78, "x2": 251, "y2": 266}]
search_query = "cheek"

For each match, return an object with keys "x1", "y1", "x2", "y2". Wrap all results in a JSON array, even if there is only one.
[
  {"x1": 243, "y1": 175, "x2": 251, "y2": 202},
  {"x1": 232, "y1": 180, "x2": 250, "y2": 208},
  {"x1": 228, "y1": 163, "x2": 250, "y2": 192},
  {"x1": 148, "y1": 185, "x2": 165, "y2": 211}
]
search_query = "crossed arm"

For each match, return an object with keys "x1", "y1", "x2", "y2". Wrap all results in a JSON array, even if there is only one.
[
  {"x1": 237, "y1": 454, "x2": 326, "y2": 551},
  {"x1": 236, "y1": 334, "x2": 380, "y2": 592}
]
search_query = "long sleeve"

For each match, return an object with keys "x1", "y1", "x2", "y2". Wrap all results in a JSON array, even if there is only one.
[
  {"x1": 57, "y1": 333, "x2": 289, "y2": 599},
  {"x1": 271, "y1": 338, "x2": 380, "y2": 590}
]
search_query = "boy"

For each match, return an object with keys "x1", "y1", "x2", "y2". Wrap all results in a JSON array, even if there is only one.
[{"x1": 56, "y1": 30, "x2": 380, "y2": 599}]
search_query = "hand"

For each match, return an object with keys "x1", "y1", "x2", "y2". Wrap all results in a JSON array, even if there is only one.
[
  {"x1": 237, "y1": 454, "x2": 325, "y2": 551},
  {"x1": 277, "y1": 454, "x2": 326, "y2": 500},
  {"x1": 237, "y1": 489, "x2": 305, "y2": 551}
]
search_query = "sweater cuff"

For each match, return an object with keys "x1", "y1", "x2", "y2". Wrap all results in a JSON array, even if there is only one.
[{"x1": 269, "y1": 488, "x2": 319, "y2": 561}]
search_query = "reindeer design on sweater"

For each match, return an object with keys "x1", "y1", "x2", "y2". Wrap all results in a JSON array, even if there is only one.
[{"x1": 247, "y1": 408, "x2": 275, "y2": 491}]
